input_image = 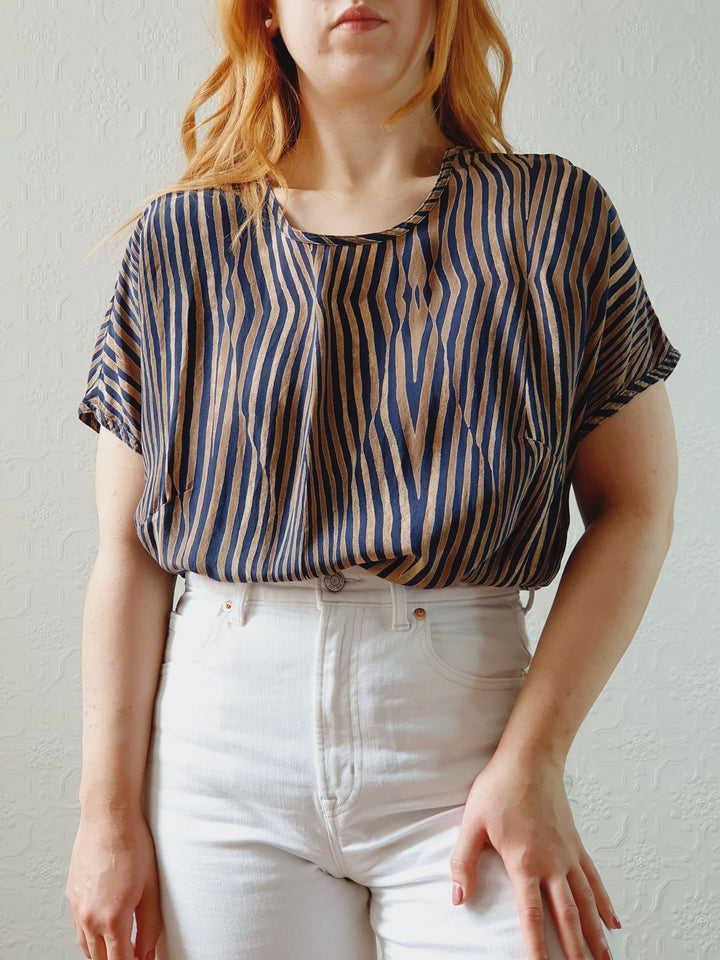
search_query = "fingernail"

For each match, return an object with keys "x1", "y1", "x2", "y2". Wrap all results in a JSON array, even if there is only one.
[
  {"x1": 611, "y1": 913, "x2": 622, "y2": 929},
  {"x1": 603, "y1": 947, "x2": 614, "y2": 960},
  {"x1": 452, "y1": 883, "x2": 464, "y2": 905}
]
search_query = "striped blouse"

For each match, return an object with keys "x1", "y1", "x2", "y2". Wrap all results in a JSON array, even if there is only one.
[{"x1": 77, "y1": 146, "x2": 681, "y2": 589}]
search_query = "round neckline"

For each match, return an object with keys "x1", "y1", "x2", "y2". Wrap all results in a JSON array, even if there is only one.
[{"x1": 265, "y1": 144, "x2": 465, "y2": 247}]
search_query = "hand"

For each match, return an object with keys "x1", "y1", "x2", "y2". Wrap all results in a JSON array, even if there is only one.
[
  {"x1": 449, "y1": 750, "x2": 620, "y2": 960},
  {"x1": 66, "y1": 810, "x2": 163, "y2": 960}
]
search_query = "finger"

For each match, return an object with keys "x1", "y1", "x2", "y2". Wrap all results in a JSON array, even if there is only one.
[
  {"x1": 578, "y1": 845, "x2": 620, "y2": 930},
  {"x1": 85, "y1": 933, "x2": 108, "y2": 960},
  {"x1": 567, "y1": 865, "x2": 612, "y2": 960},
  {"x1": 73, "y1": 919, "x2": 91, "y2": 959},
  {"x1": 545, "y1": 873, "x2": 587, "y2": 959},
  {"x1": 104, "y1": 912, "x2": 137, "y2": 960},
  {"x1": 135, "y1": 881, "x2": 164, "y2": 960},
  {"x1": 506, "y1": 870, "x2": 549, "y2": 960},
  {"x1": 449, "y1": 822, "x2": 488, "y2": 904}
]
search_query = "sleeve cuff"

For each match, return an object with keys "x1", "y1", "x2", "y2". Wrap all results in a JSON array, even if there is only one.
[
  {"x1": 575, "y1": 341, "x2": 681, "y2": 443},
  {"x1": 78, "y1": 400, "x2": 142, "y2": 455}
]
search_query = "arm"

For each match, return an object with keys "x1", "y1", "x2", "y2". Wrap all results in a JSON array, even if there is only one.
[
  {"x1": 449, "y1": 379, "x2": 679, "y2": 960},
  {"x1": 78, "y1": 427, "x2": 177, "y2": 816},
  {"x1": 494, "y1": 377, "x2": 678, "y2": 769},
  {"x1": 67, "y1": 426, "x2": 175, "y2": 960}
]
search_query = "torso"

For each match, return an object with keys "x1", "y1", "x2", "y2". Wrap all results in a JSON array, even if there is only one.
[
  {"x1": 270, "y1": 181, "x2": 441, "y2": 236},
  {"x1": 270, "y1": 141, "x2": 456, "y2": 237}
]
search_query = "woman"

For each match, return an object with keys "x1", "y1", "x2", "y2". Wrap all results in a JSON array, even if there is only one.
[{"x1": 66, "y1": 1, "x2": 680, "y2": 958}]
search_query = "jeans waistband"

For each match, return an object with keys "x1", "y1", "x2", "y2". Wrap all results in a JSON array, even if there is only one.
[{"x1": 180, "y1": 566, "x2": 535, "y2": 634}]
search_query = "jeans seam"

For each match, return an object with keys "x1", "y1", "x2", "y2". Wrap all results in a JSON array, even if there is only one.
[{"x1": 332, "y1": 605, "x2": 365, "y2": 815}]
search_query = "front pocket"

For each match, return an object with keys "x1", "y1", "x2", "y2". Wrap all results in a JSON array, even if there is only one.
[
  {"x1": 417, "y1": 598, "x2": 531, "y2": 690},
  {"x1": 160, "y1": 598, "x2": 227, "y2": 671}
]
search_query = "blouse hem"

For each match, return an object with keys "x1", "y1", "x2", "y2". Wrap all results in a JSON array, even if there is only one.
[{"x1": 78, "y1": 400, "x2": 142, "y2": 455}]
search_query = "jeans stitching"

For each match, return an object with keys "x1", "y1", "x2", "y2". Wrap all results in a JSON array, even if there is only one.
[
  {"x1": 332, "y1": 605, "x2": 365, "y2": 815},
  {"x1": 419, "y1": 615, "x2": 528, "y2": 690}
]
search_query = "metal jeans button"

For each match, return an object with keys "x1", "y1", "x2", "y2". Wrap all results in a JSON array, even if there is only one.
[{"x1": 324, "y1": 572, "x2": 346, "y2": 592}]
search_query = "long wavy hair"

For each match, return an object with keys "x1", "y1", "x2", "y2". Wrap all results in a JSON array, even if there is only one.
[{"x1": 91, "y1": 0, "x2": 514, "y2": 255}]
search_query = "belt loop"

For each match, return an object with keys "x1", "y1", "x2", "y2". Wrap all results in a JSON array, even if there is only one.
[
  {"x1": 315, "y1": 578, "x2": 324, "y2": 612},
  {"x1": 521, "y1": 588, "x2": 535, "y2": 614},
  {"x1": 389, "y1": 581, "x2": 411, "y2": 632},
  {"x1": 229, "y1": 581, "x2": 250, "y2": 626},
  {"x1": 239, "y1": 582, "x2": 250, "y2": 625}
]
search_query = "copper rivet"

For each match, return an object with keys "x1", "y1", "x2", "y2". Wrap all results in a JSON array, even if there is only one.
[
  {"x1": 224, "y1": 600, "x2": 232, "y2": 609},
  {"x1": 413, "y1": 607, "x2": 426, "y2": 620}
]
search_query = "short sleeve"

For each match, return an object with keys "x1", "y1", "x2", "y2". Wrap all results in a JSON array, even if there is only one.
[
  {"x1": 571, "y1": 178, "x2": 681, "y2": 447},
  {"x1": 77, "y1": 212, "x2": 147, "y2": 454}
]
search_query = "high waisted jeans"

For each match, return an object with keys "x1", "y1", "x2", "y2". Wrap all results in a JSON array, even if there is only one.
[{"x1": 141, "y1": 565, "x2": 625, "y2": 960}]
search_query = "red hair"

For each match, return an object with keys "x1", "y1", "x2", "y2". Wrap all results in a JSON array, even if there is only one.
[{"x1": 92, "y1": 0, "x2": 513, "y2": 253}]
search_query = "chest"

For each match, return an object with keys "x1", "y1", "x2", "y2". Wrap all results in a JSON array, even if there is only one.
[{"x1": 270, "y1": 176, "x2": 440, "y2": 237}]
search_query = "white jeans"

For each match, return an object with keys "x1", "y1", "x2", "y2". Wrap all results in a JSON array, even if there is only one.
[{"x1": 142, "y1": 565, "x2": 625, "y2": 959}]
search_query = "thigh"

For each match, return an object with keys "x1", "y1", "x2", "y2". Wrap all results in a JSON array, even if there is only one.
[
  {"x1": 142, "y1": 596, "x2": 380, "y2": 960},
  {"x1": 150, "y1": 833, "x2": 377, "y2": 960},
  {"x1": 368, "y1": 806, "x2": 627, "y2": 960}
]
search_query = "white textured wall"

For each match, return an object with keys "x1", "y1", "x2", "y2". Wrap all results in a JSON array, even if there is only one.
[{"x1": 2, "y1": 1, "x2": 718, "y2": 957}]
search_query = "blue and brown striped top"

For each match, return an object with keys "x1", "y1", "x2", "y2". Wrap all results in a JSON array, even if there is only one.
[{"x1": 77, "y1": 146, "x2": 681, "y2": 588}]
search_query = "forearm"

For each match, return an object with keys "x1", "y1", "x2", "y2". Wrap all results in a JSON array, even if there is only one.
[
  {"x1": 494, "y1": 506, "x2": 674, "y2": 770},
  {"x1": 78, "y1": 540, "x2": 176, "y2": 819}
]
